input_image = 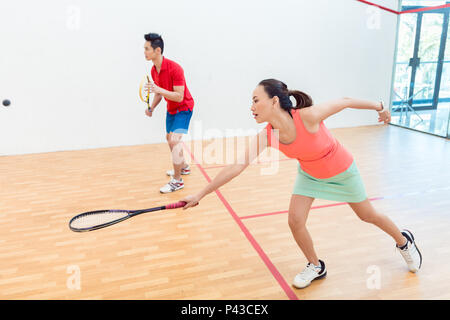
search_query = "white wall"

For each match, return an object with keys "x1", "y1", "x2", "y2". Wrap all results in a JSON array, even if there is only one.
[{"x1": 0, "y1": 0, "x2": 399, "y2": 155}]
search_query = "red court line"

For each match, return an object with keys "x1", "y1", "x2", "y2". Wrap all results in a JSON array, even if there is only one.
[
  {"x1": 182, "y1": 142, "x2": 299, "y2": 301},
  {"x1": 357, "y1": 0, "x2": 450, "y2": 15},
  {"x1": 240, "y1": 196, "x2": 384, "y2": 220},
  {"x1": 357, "y1": 0, "x2": 400, "y2": 14}
]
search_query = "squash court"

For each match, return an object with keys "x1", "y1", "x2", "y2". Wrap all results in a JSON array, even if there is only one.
[{"x1": 1, "y1": 0, "x2": 450, "y2": 300}]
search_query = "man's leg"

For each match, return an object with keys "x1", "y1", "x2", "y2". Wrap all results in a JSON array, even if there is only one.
[{"x1": 167, "y1": 132, "x2": 186, "y2": 181}]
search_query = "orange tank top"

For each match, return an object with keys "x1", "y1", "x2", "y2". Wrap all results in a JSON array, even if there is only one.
[{"x1": 265, "y1": 109, "x2": 353, "y2": 179}]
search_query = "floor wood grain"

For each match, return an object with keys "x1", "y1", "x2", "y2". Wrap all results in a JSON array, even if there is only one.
[{"x1": 0, "y1": 124, "x2": 448, "y2": 299}]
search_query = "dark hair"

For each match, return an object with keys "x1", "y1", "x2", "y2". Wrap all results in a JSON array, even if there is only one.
[
  {"x1": 258, "y1": 79, "x2": 313, "y2": 114},
  {"x1": 144, "y1": 33, "x2": 164, "y2": 54}
]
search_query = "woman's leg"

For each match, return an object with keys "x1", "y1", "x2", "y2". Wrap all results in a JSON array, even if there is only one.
[
  {"x1": 288, "y1": 194, "x2": 319, "y2": 266},
  {"x1": 348, "y1": 198, "x2": 407, "y2": 246}
]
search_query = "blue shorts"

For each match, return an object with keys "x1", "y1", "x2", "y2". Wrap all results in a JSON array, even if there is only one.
[{"x1": 166, "y1": 110, "x2": 193, "y2": 134}]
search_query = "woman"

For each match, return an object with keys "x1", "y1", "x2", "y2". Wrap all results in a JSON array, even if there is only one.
[{"x1": 181, "y1": 79, "x2": 422, "y2": 289}]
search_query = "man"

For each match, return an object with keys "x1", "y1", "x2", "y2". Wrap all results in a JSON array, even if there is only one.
[{"x1": 144, "y1": 33, "x2": 194, "y2": 193}]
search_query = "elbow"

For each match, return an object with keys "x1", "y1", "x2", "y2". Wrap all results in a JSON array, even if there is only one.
[
  {"x1": 177, "y1": 94, "x2": 184, "y2": 103},
  {"x1": 340, "y1": 97, "x2": 352, "y2": 109}
]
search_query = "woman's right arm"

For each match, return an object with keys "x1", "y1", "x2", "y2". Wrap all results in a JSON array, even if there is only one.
[{"x1": 181, "y1": 128, "x2": 268, "y2": 209}]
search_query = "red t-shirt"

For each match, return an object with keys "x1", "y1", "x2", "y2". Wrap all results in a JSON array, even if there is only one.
[{"x1": 150, "y1": 57, "x2": 194, "y2": 115}]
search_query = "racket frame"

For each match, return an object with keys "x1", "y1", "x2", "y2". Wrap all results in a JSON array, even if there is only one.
[
  {"x1": 139, "y1": 76, "x2": 152, "y2": 110},
  {"x1": 69, "y1": 203, "x2": 183, "y2": 232}
]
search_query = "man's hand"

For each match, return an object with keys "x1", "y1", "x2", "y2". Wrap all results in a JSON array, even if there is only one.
[
  {"x1": 145, "y1": 81, "x2": 163, "y2": 95},
  {"x1": 145, "y1": 108, "x2": 153, "y2": 117}
]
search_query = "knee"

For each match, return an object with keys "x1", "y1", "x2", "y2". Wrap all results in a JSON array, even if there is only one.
[
  {"x1": 169, "y1": 139, "x2": 182, "y2": 149},
  {"x1": 288, "y1": 215, "x2": 306, "y2": 231},
  {"x1": 169, "y1": 135, "x2": 183, "y2": 147},
  {"x1": 168, "y1": 140, "x2": 176, "y2": 148}
]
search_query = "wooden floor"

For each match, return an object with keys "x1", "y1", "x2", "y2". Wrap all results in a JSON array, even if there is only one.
[{"x1": 0, "y1": 124, "x2": 449, "y2": 299}]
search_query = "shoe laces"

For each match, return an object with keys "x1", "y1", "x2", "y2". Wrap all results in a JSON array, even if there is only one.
[
  {"x1": 298, "y1": 263, "x2": 319, "y2": 279},
  {"x1": 399, "y1": 243, "x2": 415, "y2": 263},
  {"x1": 169, "y1": 179, "x2": 182, "y2": 188},
  {"x1": 402, "y1": 251, "x2": 413, "y2": 264}
]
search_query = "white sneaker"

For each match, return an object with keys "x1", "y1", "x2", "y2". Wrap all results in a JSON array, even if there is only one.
[
  {"x1": 166, "y1": 165, "x2": 191, "y2": 177},
  {"x1": 293, "y1": 260, "x2": 327, "y2": 289},
  {"x1": 159, "y1": 178, "x2": 184, "y2": 193},
  {"x1": 397, "y1": 229, "x2": 422, "y2": 273}
]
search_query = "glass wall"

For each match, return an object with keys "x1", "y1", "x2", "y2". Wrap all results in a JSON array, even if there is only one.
[{"x1": 391, "y1": 1, "x2": 450, "y2": 137}]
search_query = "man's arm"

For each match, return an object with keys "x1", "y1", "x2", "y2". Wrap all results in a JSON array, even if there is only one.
[
  {"x1": 152, "y1": 64, "x2": 185, "y2": 103},
  {"x1": 149, "y1": 93, "x2": 163, "y2": 111},
  {"x1": 150, "y1": 84, "x2": 184, "y2": 103},
  {"x1": 305, "y1": 98, "x2": 384, "y2": 123}
]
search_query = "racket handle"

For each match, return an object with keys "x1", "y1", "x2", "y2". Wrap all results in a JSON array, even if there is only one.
[{"x1": 165, "y1": 201, "x2": 187, "y2": 210}]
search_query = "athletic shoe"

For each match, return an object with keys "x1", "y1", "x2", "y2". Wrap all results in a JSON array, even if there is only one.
[
  {"x1": 166, "y1": 165, "x2": 191, "y2": 177},
  {"x1": 160, "y1": 178, "x2": 184, "y2": 193},
  {"x1": 293, "y1": 259, "x2": 327, "y2": 289},
  {"x1": 397, "y1": 229, "x2": 422, "y2": 273}
]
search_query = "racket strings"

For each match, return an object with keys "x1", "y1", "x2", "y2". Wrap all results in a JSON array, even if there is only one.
[{"x1": 70, "y1": 210, "x2": 129, "y2": 230}]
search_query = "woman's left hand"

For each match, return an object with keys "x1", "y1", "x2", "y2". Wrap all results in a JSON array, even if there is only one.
[{"x1": 378, "y1": 109, "x2": 391, "y2": 124}]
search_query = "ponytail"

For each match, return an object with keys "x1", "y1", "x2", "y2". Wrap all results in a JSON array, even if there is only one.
[
  {"x1": 258, "y1": 79, "x2": 313, "y2": 114},
  {"x1": 288, "y1": 90, "x2": 313, "y2": 109}
]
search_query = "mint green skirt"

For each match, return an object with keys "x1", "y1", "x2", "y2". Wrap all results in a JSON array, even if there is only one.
[{"x1": 292, "y1": 161, "x2": 367, "y2": 203}]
